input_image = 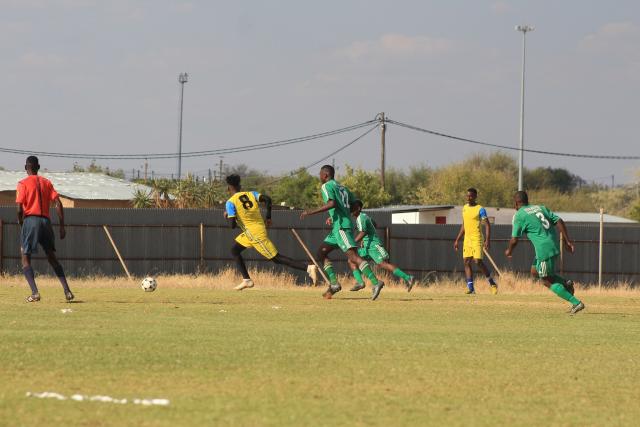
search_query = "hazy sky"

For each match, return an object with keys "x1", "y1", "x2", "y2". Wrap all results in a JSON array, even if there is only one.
[{"x1": 1, "y1": 0, "x2": 638, "y2": 184}]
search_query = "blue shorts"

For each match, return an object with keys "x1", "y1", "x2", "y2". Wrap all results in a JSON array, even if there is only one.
[{"x1": 21, "y1": 216, "x2": 56, "y2": 255}]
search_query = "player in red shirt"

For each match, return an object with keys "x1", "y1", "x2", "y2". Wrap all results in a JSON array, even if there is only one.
[{"x1": 16, "y1": 156, "x2": 74, "y2": 302}]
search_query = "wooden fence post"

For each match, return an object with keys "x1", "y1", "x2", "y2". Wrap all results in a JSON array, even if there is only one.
[
  {"x1": 103, "y1": 225, "x2": 133, "y2": 281},
  {"x1": 385, "y1": 227, "x2": 391, "y2": 257},
  {"x1": 560, "y1": 233, "x2": 564, "y2": 275},
  {"x1": 598, "y1": 208, "x2": 604, "y2": 290},
  {"x1": 199, "y1": 223, "x2": 205, "y2": 272}
]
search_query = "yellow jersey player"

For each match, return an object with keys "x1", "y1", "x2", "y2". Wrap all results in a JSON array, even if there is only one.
[
  {"x1": 453, "y1": 188, "x2": 498, "y2": 294},
  {"x1": 224, "y1": 174, "x2": 317, "y2": 290}
]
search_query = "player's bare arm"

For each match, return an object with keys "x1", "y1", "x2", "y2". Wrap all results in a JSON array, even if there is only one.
[
  {"x1": 556, "y1": 218, "x2": 575, "y2": 254},
  {"x1": 354, "y1": 230, "x2": 365, "y2": 244},
  {"x1": 225, "y1": 212, "x2": 238, "y2": 229},
  {"x1": 54, "y1": 196, "x2": 66, "y2": 239},
  {"x1": 505, "y1": 237, "x2": 519, "y2": 257},
  {"x1": 300, "y1": 199, "x2": 336, "y2": 220},
  {"x1": 453, "y1": 223, "x2": 464, "y2": 251},
  {"x1": 258, "y1": 194, "x2": 273, "y2": 227},
  {"x1": 483, "y1": 219, "x2": 491, "y2": 250},
  {"x1": 17, "y1": 203, "x2": 24, "y2": 226}
]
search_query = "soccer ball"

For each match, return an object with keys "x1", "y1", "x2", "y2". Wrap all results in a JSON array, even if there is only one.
[{"x1": 141, "y1": 277, "x2": 157, "y2": 292}]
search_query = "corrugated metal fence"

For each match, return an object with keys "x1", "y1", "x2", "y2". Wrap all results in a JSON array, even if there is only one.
[{"x1": 0, "y1": 207, "x2": 638, "y2": 285}]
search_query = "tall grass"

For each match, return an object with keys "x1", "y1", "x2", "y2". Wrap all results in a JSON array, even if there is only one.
[{"x1": 2, "y1": 269, "x2": 637, "y2": 296}]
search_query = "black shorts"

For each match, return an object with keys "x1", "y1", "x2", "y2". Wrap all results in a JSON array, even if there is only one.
[{"x1": 21, "y1": 216, "x2": 56, "y2": 255}]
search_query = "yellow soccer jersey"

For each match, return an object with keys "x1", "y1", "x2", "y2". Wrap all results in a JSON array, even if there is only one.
[
  {"x1": 225, "y1": 191, "x2": 267, "y2": 239},
  {"x1": 462, "y1": 203, "x2": 488, "y2": 243}
]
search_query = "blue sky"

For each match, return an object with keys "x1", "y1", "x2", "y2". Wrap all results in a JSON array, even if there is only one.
[{"x1": 1, "y1": 0, "x2": 638, "y2": 184}]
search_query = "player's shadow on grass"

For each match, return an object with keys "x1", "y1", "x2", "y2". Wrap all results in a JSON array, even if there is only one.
[
  {"x1": 338, "y1": 297, "x2": 435, "y2": 302},
  {"x1": 66, "y1": 300, "x2": 85, "y2": 304},
  {"x1": 583, "y1": 312, "x2": 636, "y2": 317}
]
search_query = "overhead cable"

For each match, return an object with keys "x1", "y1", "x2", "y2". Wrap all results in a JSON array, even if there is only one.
[
  {"x1": 387, "y1": 119, "x2": 640, "y2": 160},
  {"x1": 0, "y1": 120, "x2": 377, "y2": 160}
]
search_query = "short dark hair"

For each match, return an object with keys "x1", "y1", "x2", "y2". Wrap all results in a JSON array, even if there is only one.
[
  {"x1": 225, "y1": 174, "x2": 241, "y2": 188},
  {"x1": 467, "y1": 188, "x2": 478, "y2": 195},
  {"x1": 351, "y1": 199, "x2": 363, "y2": 212},
  {"x1": 515, "y1": 190, "x2": 529, "y2": 205},
  {"x1": 26, "y1": 156, "x2": 39, "y2": 170},
  {"x1": 320, "y1": 165, "x2": 335, "y2": 178}
]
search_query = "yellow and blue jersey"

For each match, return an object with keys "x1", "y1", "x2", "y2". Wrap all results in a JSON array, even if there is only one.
[
  {"x1": 225, "y1": 191, "x2": 267, "y2": 238},
  {"x1": 225, "y1": 190, "x2": 278, "y2": 259},
  {"x1": 462, "y1": 204, "x2": 488, "y2": 243}
]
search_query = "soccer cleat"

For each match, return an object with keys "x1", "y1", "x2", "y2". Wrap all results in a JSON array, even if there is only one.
[
  {"x1": 569, "y1": 301, "x2": 585, "y2": 315},
  {"x1": 371, "y1": 281, "x2": 384, "y2": 301},
  {"x1": 564, "y1": 279, "x2": 575, "y2": 296},
  {"x1": 234, "y1": 279, "x2": 254, "y2": 291},
  {"x1": 322, "y1": 284, "x2": 342, "y2": 299},
  {"x1": 405, "y1": 276, "x2": 416, "y2": 292},
  {"x1": 350, "y1": 283, "x2": 366, "y2": 292},
  {"x1": 306, "y1": 264, "x2": 318, "y2": 286},
  {"x1": 465, "y1": 289, "x2": 475, "y2": 295},
  {"x1": 26, "y1": 293, "x2": 41, "y2": 303},
  {"x1": 65, "y1": 291, "x2": 75, "y2": 302},
  {"x1": 490, "y1": 285, "x2": 498, "y2": 295}
]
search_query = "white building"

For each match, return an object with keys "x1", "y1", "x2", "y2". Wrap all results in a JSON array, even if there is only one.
[{"x1": 368, "y1": 205, "x2": 637, "y2": 225}]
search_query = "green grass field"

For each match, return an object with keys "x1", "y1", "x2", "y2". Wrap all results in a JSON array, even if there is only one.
[{"x1": 1, "y1": 276, "x2": 639, "y2": 427}]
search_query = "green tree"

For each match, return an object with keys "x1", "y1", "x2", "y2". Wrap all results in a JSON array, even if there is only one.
[
  {"x1": 629, "y1": 202, "x2": 640, "y2": 221},
  {"x1": 269, "y1": 169, "x2": 319, "y2": 209},
  {"x1": 339, "y1": 165, "x2": 391, "y2": 208},
  {"x1": 385, "y1": 166, "x2": 431, "y2": 205},
  {"x1": 525, "y1": 167, "x2": 584, "y2": 192},
  {"x1": 413, "y1": 153, "x2": 517, "y2": 207},
  {"x1": 71, "y1": 160, "x2": 125, "y2": 179},
  {"x1": 528, "y1": 188, "x2": 595, "y2": 212},
  {"x1": 132, "y1": 189, "x2": 154, "y2": 208}
]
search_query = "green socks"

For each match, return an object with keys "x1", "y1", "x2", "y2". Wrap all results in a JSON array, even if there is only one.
[
  {"x1": 359, "y1": 262, "x2": 379, "y2": 286},
  {"x1": 323, "y1": 262, "x2": 338, "y2": 285},
  {"x1": 392, "y1": 267, "x2": 411, "y2": 282},
  {"x1": 550, "y1": 283, "x2": 580, "y2": 305},
  {"x1": 352, "y1": 269, "x2": 364, "y2": 285}
]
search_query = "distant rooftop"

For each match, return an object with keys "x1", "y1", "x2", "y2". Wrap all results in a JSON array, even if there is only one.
[
  {"x1": 0, "y1": 171, "x2": 155, "y2": 201},
  {"x1": 553, "y1": 212, "x2": 637, "y2": 224},
  {"x1": 367, "y1": 204, "x2": 455, "y2": 213}
]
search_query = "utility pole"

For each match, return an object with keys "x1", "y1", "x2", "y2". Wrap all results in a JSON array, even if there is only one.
[
  {"x1": 177, "y1": 72, "x2": 189, "y2": 181},
  {"x1": 219, "y1": 156, "x2": 224, "y2": 181},
  {"x1": 144, "y1": 160, "x2": 148, "y2": 181},
  {"x1": 378, "y1": 112, "x2": 386, "y2": 190},
  {"x1": 516, "y1": 25, "x2": 534, "y2": 191},
  {"x1": 611, "y1": 175, "x2": 615, "y2": 189}
]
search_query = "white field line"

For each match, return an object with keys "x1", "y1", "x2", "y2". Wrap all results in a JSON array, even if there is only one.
[{"x1": 26, "y1": 391, "x2": 169, "y2": 406}]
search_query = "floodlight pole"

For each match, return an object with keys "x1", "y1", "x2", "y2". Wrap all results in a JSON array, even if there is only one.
[
  {"x1": 177, "y1": 72, "x2": 189, "y2": 181},
  {"x1": 516, "y1": 25, "x2": 534, "y2": 191}
]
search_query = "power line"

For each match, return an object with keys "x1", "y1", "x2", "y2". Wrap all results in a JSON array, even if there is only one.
[
  {"x1": 387, "y1": 119, "x2": 640, "y2": 160},
  {"x1": 0, "y1": 120, "x2": 377, "y2": 160},
  {"x1": 132, "y1": 125, "x2": 378, "y2": 184},
  {"x1": 264, "y1": 124, "x2": 379, "y2": 185}
]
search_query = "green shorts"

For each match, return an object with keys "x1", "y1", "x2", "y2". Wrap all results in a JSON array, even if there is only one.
[
  {"x1": 358, "y1": 243, "x2": 389, "y2": 264},
  {"x1": 324, "y1": 227, "x2": 357, "y2": 253},
  {"x1": 533, "y1": 256, "x2": 557, "y2": 278}
]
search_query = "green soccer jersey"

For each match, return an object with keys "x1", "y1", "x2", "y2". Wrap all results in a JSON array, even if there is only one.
[
  {"x1": 511, "y1": 204, "x2": 561, "y2": 260},
  {"x1": 321, "y1": 179, "x2": 354, "y2": 229},
  {"x1": 356, "y1": 212, "x2": 383, "y2": 248}
]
